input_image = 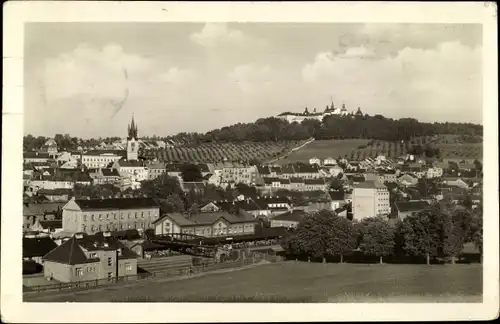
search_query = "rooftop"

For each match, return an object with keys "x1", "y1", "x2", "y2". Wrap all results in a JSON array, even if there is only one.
[
  {"x1": 395, "y1": 200, "x2": 431, "y2": 213},
  {"x1": 355, "y1": 181, "x2": 387, "y2": 190},
  {"x1": 71, "y1": 197, "x2": 159, "y2": 211}
]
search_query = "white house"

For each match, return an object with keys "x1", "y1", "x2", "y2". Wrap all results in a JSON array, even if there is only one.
[
  {"x1": 323, "y1": 157, "x2": 337, "y2": 166},
  {"x1": 309, "y1": 157, "x2": 321, "y2": 166}
]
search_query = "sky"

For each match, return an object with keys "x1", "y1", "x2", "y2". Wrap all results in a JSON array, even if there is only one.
[{"x1": 24, "y1": 23, "x2": 482, "y2": 138}]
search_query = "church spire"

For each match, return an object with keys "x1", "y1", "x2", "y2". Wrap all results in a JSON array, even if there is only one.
[{"x1": 128, "y1": 114, "x2": 138, "y2": 139}]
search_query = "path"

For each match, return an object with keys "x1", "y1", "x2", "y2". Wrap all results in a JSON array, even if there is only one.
[{"x1": 266, "y1": 137, "x2": 315, "y2": 164}]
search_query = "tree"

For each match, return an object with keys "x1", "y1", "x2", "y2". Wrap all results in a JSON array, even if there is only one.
[
  {"x1": 284, "y1": 210, "x2": 357, "y2": 263},
  {"x1": 358, "y1": 217, "x2": 395, "y2": 264},
  {"x1": 140, "y1": 173, "x2": 184, "y2": 199},
  {"x1": 329, "y1": 177, "x2": 343, "y2": 191},
  {"x1": 235, "y1": 183, "x2": 258, "y2": 198},
  {"x1": 180, "y1": 164, "x2": 203, "y2": 182}
]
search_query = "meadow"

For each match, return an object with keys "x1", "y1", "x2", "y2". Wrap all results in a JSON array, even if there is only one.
[{"x1": 25, "y1": 262, "x2": 482, "y2": 303}]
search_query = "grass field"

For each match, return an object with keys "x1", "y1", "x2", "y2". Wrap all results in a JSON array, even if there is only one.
[
  {"x1": 25, "y1": 262, "x2": 482, "y2": 303},
  {"x1": 275, "y1": 139, "x2": 371, "y2": 164}
]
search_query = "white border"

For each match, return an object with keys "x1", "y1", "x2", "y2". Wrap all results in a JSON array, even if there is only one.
[{"x1": 2, "y1": 1, "x2": 498, "y2": 322}]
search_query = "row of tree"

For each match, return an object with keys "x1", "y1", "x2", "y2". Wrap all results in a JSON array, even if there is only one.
[
  {"x1": 165, "y1": 114, "x2": 482, "y2": 144},
  {"x1": 281, "y1": 203, "x2": 482, "y2": 265}
]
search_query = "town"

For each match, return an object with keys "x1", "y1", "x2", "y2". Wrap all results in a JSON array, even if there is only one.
[{"x1": 22, "y1": 109, "x2": 483, "y2": 302}]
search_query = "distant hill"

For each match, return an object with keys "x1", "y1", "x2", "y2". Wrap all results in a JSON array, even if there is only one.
[{"x1": 163, "y1": 114, "x2": 482, "y2": 145}]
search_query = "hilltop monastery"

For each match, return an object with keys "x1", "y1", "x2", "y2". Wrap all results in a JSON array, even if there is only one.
[{"x1": 276, "y1": 102, "x2": 363, "y2": 123}]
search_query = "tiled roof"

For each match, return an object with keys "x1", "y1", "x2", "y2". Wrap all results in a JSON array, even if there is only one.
[
  {"x1": 43, "y1": 234, "x2": 137, "y2": 265},
  {"x1": 328, "y1": 191, "x2": 345, "y2": 201},
  {"x1": 304, "y1": 179, "x2": 326, "y2": 185},
  {"x1": 24, "y1": 152, "x2": 51, "y2": 159},
  {"x1": 272, "y1": 210, "x2": 307, "y2": 222},
  {"x1": 83, "y1": 150, "x2": 126, "y2": 157},
  {"x1": 23, "y1": 237, "x2": 58, "y2": 258},
  {"x1": 23, "y1": 203, "x2": 63, "y2": 216},
  {"x1": 156, "y1": 210, "x2": 256, "y2": 227},
  {"x1": 395, "y1": 200, "x2": 431, "y2": 213},
  {"x1": 281, "y1": 165, "x2": 295, "y2": 174},
  {"x1": 101, "y1": 168, "x2": 120, "y2": 177},
  {"x1": 39, "y1": 220, "x2": 62, "y2": 229},
  {"x1": 270, "y1": 166, "x2": 282, "y2": 174},
  {"x1": 294, "y1": 165, "x2": 319, "y2": 173},
  {"x1": 116, "y1": 159, "x2": 146, "y2": 167},
  {"x1": 72, "y1": 197, "x2": 159, "y2": 211},
  {"x1": 257, "y1": 166, "x2": 270, "y2": 175},
  {"x1": 355, "y1": 181, "x2": 387, "y2": 189},
  {"x1": 37, "y1": 188, "x2": 72, "y2": 196}
]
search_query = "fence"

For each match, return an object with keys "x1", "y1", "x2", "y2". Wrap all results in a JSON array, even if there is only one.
[{"x1": 24, "y1": 252, "x2": 283, "y2": 294}]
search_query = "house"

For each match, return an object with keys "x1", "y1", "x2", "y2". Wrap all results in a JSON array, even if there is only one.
[
  {"x1": 153, "y1": 210, "x2": 257, "y2": 237},
  {"x1": 23, "y1": 202, "x2": 63, "y2": 231},
  {"x1": 442, "y1": 177, "x2": 470, "y2": 189},
  {"x1": 309, "y1": 157, "x2": 321, "y2": 166},
  {"x1": 23, "y1": 236, "x2": 58, "y2": 265},
  {"x1": 323, "y1": 157, "x2": 337, "y2": 166},
  {"x1": 328, "y1": 191, "x2": 346, "y2": 210},
  {"x1": 458, "y1": 163, "x2": 476, "y2": 172},
  {"x1": 328, "y1": 165, "x2": 344, "y2": 177},
  {"x1": 394, "y1": 200, "x2": 431, "y2": 220},
  {"x1": 23, "y1": 151, "x2": 51, "y2": 164},
  {"x1": 93, "y1": 168, "x2": 122, "y2": 185},
  {"x1": 294, "y1": 164, "x2": 322, "y2": 179},
  {"x1": 304, "y1": 178, "x2": 328, "y2": 191},
  {"x1": 37, "y1": 188, "x2": 72, "y2": 202},
  {"x1": 381, "y1": 169, "x2": 399, "y2": 183},
  {"x1": 426, "y1": 167, "x2": 444, "y2": 179},
  {"x1": 270, "y1": 210, "x2": 307, "y2": 229},
  {"x1": 30, "y1": 219, "x2": 63, "y2": 234},
  {"x1": 81, "y1": 150, "x2": 125, "y2": 169},
  {"x1": 146, "y1": 162, "x2": 166, "y2": 180},
  {"x1": 62, "y1": 197, "x2": 161, "y2": 234},
  {"x1": 364, "y1": 172, "x2": 385, "y2": 183},
  {"x1": 43, "y1": 232, "x2": 138, "y2": 282},
  {"x1": 352, "y1": 181, "x2": 391, "y2": 221},
  {"x1": 181, "y1": 181, "x2": 206, "y2": 194},
  {"x1": 113, "y1": 159, "x2": 148, "y2": 182},
  {"x1": 397, "y1": 174, "x2": 419, "y2": 187}
]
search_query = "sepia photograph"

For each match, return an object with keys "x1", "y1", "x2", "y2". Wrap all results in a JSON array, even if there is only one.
[{"x1": 2, "y1": 1, "x2": 498, "y2": 322}]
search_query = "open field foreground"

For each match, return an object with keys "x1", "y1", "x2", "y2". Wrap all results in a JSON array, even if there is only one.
[{"x1": 25, "y1": 262, "x2": 482, "y2": 303}]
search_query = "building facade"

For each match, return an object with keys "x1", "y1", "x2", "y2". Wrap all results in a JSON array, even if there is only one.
[
  {"x1": 352, "y1": 181, "x2": 391, "y2": 221},
  {"x1": 43, "y1": 232, "x2": 138, "y2": 282},
  {"x1": 62, "y1": 197, "x2": 160, "y2": 234}
]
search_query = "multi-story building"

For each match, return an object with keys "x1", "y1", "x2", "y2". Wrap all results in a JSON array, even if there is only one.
[
  {"x1": 146, "y1": 162, "x2": 166, "y2": 180},
  {"x1": 81, "y1": 151, "x2": 124, "y2": 169},
  {"x1": 62, "y1": 197, "x2": 160, "y2": 234},
  {"x1": 113, "y1": 159, "x2": 148, "y2": 182},
  {"x1": 270, "y1": 210, "x2": 307, "y2": 229},
  {"x1": 394, "y1": 200, "x2": 431, "y2": 221},
  {"x1": 153, "y1": 210, "x2": 257, "y2": 237},
  {"x1": 43, "y1": 232, "x2": 138, "y2": 282},
  {"x1": 92, "y1": 168, "x2": 122, "y2": 185},
  {"x1": 352, "y1": 181, "x2": 391, "y2": 221},
  {"x1": 426, "y1": 167, "x2": 444, "y2": 179},
  {"x1": 23, "y1": 152, "x2": 52, "y2": 164},
  {"x1": 220, "y1": 164, "x2": 258, "y2": 185}
]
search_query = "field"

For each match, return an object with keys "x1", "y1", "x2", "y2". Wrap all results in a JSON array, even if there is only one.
[
  {"x1": 276, "y1": 135, "x2": 483, "y2": 164},
  {"x1": 25, "y1": 262, "x2": 482, "y2": 303},
  {"x1": 142, "y1": 140, "x2": 307, "y2": 164},
  {"x1": 275, "y1": 139, "x2": 372, "y2": 164}
]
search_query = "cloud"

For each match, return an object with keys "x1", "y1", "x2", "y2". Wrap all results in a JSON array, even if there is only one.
[
  {"x1": 190, "y1": 23, "x2": 267, "y2": 50},
  {"x1": 227, "y1": 64, "x2": 274, "y2": 93},
  {"x1": 302, "y1": 41, "x2": 482, "y2": 123}
]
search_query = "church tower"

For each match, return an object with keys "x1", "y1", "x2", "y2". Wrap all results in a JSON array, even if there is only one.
[{"x1": 126, "y1": 114, "x2": 139, "y2": 161}]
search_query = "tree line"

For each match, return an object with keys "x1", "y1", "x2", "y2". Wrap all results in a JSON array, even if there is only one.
[
  {"x1": 166, "y1": 114, "x2": 482, "y2": 144},
  {"x1": 281, "y1": 203, "x2": 482, "y2": 265}
]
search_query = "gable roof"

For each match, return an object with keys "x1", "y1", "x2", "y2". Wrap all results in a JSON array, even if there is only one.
[
  {"x1": 23, "y1": 237, "x2": 58, "y2": 258},
  {"x1": 328, "y1": 191, "x2": 345, "y2": 201},
  {"x1": 355, "y1": 181, "x2": 387, "y2": 189},
  {"x1": 395, "y1": 200, "x2": 431, "y2": 213},
  {"x1": 272, "y1": 210, "x2": 307, "y2": 222},
  {"x1": 72, "y1": 197, "x2": 159, "y2": 211},
  {"x1": 43, "y1": 234, "x2": 137, "y2": 265}
]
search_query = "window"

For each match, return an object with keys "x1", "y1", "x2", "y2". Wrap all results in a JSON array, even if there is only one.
[
  {"x1": 125, "y1": 263, "x2": 132, "y2": 271},
  {"x1": 107, "y1": 257, "x2": 112, "y2": 266},
  {"x1": 91, "y1": 214, "x2": 95, "y2": 221},
  {"x1": 106, "y1": 214, "x2": 110, "y2": 220},
  {"x1": 114, "y1": 214, "x2": 117, "y2": 220},
  {"x1": 83, "y1": 214, "x2": 87, "y2": 221},
  {"x1": 89, "y1": 252, "x2": 97, "y2": 259},
  {"x1": 82, "y1": 225, "x2": 86, "y2": 232},
  {"x1": 98, "y1": 214, "x2": 102, "y2": 220},
  {"x1": 75, "y1": 268, "x2": 83, "y2": 277}
]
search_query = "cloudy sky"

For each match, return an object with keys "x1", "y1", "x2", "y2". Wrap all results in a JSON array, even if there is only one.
[{"x1": 24, "y1": 23, "x2": 482, "y2": 138}]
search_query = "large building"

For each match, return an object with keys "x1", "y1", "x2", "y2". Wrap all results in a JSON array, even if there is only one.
[
  {"x1": 62, "y1": 197, "x2": 160, "y2": 234},
  {"x1": 153, "y1": 210, "x2": 257, "y2": 238},
  {"x1": 81, "y1": 151, "x2": 124, "y2": 169},
  {"x1": 43, "y1": 232, "x2": 138, "y2": 282},
  {"x1": 276, "y1": 102, "x2": 350, "y2": 123},
  {"x1": 352, "y1": 181, "x2": 391, "y2": 220}
]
